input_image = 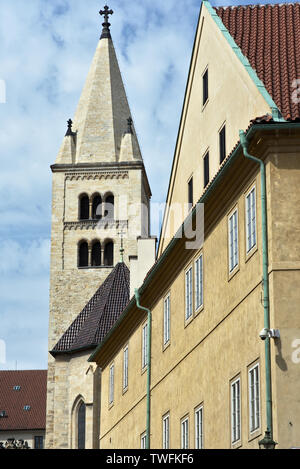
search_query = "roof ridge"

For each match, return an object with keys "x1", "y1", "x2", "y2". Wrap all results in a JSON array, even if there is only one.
[{"x1": 215, "y1": 3, "x2": 299, "y2": 9}]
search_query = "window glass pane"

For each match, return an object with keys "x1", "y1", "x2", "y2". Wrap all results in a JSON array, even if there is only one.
[
  {"x1": 123, "y1": 347, "x2": 128, "y2": 389},
  {"x1": 204, "y1": 152, "x2": 209, "y2": 188},
  {"x1": 109, "y1": 365, "x2": 114, "y2": 404},
  {"x1": 79, "y1": 242, "x2": 89, "y2": 268},
  {"x1": 185, "y1": 268, "x2": 193, "y2": 320},
  {"x1": 78, "y1": 403, "x2": 86, "y2": 449},
  {"x1": 220, "y1": 126, "x2": 226, "y2": 163},
  {"x1": 188, "y1": 178, "x2": 193, "y2": 208},
  {"x1": 249, "y1": 365, "x2": 260, "y2": 432},
  {"x1": 195, "y1": 407, "x2": 203, "y2": 449},
  {"x1": 229, "y1": 211, "x2": 238, "y2": 272},
  {"x1": 246, "y1": 188, "x2": 256, "y2": 253},
  {"x1": 195, "y1": 256, "x2": 203, "y2": 310},
  {"x1": 163, "y1": 416, "x2": 169, "y2": 449},
  {"x1": 203, "y1": 70, "x2": 208, "y2": 105},
  {"x1": 181, "y1": 419, "x2": 189, "y2": 449},
  {"x1": 231, "y1": 379, "x2": 241, "y2": 443},
  {"x1": 142, "y1": 324, "x2": 148, "y2": 368},
  {"x1": 164, "y1": 296, "x2": 170, "y2": 344}
]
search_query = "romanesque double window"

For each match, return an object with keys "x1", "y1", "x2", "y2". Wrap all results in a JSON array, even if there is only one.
[
  {"x1": 79, "y1": 193, "x2": 115, "y2": 221},
  {"x1": 78, "y1": 240, "x2": 114, "y2": 268}
]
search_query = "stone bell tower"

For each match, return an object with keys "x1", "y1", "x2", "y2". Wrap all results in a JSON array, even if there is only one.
[{"x1": 46, "y1": 6, "x2": 151, "y2": 448}]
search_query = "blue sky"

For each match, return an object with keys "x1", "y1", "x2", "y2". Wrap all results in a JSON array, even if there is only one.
[{"x1": 0, "y1": 0, "x2": 295, "y2": 370}]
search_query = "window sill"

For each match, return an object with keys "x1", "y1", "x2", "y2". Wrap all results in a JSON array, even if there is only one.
[
  {"x1": 78, "y1": 266, "x2": 113, "y2": 270},
  {"x1": 202, "y1": 99, "x2": 209, "y2": 112},
  {"x1": 231, "y1": 439, "x2": 242, "y2": 449},
  {"x1": 195, "y1": 305, "x2": 204, "y2": 317},
  {"x1": 248, "y1": 428, "x2": 261, "y2": 443},
  {"x1": 184, "y1": 314, "x2": 194, "y2": 329},
  {"x1": 228, "y1": 265, "x2": 240, "y2": 282},
  {"x1": 163, "y1": 341, "x2": 170, "y2": 352},
  {"x1": 245, "y1": 245, "x2": 258, "y2": 264},
  {"x1": 108, "y1": 402, "x2": 114, "y2": 410}
]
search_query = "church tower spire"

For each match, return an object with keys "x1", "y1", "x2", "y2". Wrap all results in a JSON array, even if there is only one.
[
  {"x1": 55, "y1": 5, "x2": 142, "y2": 165},
  {"x1": 46, "y1": 6, "x2": 151, "y2": 449}
]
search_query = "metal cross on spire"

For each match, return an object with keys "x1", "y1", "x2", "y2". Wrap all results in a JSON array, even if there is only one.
[
  {"x1": 118, "y1": 228, "x2": 126, "y2": 263},
  {"x1": 99, "y1": 5, "x2": 114, "y2": 39}
]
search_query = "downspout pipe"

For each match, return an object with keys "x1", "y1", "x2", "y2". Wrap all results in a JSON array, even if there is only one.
[
  {"x1": 239, "y1": 130, "x2": 273, "y2": 440},
  {"x1": 135, "y1": 289, "x2": 151, "y2": 450}
]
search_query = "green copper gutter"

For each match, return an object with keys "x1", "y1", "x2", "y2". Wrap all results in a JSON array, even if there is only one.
[
  {"x1": 135, "y1": 289, "x2": 151, "y2": 450},
  {"x1": 203, "y1": 1, "x2": 285, "y2": 122},
  {"x1": 239, "y1": 130, "x2": 273, "y2": 441}
]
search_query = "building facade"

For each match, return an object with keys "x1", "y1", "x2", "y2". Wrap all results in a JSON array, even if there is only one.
[{"x1": 90, "y1": 2, "x2": 300, "y2": 449}]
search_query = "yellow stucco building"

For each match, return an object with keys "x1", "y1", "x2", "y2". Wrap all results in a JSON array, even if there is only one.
[{"x1": 90, "y1": 2, "x2": 300, "y2": 449}]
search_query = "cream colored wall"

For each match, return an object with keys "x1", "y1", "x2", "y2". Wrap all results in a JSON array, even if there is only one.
[
  {"x1": 159, "y1": 4, "x2": 271, "y2": 254},
  {"x1": 99, "y1": 145, "x2": 300, "y2": 449},
  {"x1": 100, "y1": 169, "x2": 268, "y2": 449},
  {"x1": 267, "y1": 147, "x2": 300, "y2": 449}
]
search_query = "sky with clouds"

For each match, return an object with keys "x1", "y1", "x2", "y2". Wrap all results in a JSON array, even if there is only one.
[{"x1": 0, "y1": 0, "x2": 294, "y2": 371}]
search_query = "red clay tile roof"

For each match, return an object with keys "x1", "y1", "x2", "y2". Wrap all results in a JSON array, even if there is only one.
[
  {"x1": 51, "y1": 263, "x2": 130, "y2": 355},
  {"x1": 0, "y1": 370, "x2": 47, "y2": 431},
  {"x1": 215, "y1": 3, "x2": 300, "y2": 120}
]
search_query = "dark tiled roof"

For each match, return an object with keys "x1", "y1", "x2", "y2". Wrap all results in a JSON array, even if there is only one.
[
  {"x1": 51, "y1": 263, "x2": 130, "y2": 355},
  {"x1": 0, "y1": 370, "x2": 47, "y2": 431},
  {"x1": 215, "y1": 3, "x2": 300, "y2": 120}
]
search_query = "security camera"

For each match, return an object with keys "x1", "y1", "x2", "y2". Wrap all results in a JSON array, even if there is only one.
[
  {"x1": 259, "y1": 328, "x2": 269, "y2": 341},
  {"x1": 259, "y1": 328, "x2": 280, "y2": 340}
]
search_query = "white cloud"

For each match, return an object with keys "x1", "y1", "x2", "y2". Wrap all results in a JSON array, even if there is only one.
[{"x1": 0, "y1": 239, "x2": 50, "y2": 275}]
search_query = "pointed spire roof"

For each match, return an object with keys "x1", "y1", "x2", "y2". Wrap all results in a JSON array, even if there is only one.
[
  {"x1": 51, "y1": 263, "x2": 130, "y2": 356},
  {"x1": 62, "y1": 7, "x2": 142, "y2": 165}
]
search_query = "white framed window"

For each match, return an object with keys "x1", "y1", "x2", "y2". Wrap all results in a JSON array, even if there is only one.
[
  {"x1": 162, "y1": 414, "x2": 170, "y2": 449},
  {"x1": 185, "y1": 267, "x2": 193, "y2": 320},
  {"x1": 249, "y1": 363, "x2": 260, "y2": 433},
  {"x1": 109, "y1": 363, "x2": 114, "y2": 405},
  {"x1": 181, "y1": 416, "x2": 189, "y2": 449},
  {"x1": 163, "y1": 294, "x2": 170, "y2": 345},
  {"x1": 246, "y1": 186, "x2": 257, "y2": 253},
  {"x1": 231, "y1": 377, "x2": 241, "y2": 444},
  {"x1": 141, "y1": 432, "x2": 147, "y2": 449},
  {"x1": 123, "y1": 346, "x2": 129, "y2": 390},
  {"x1": 195, "y1": 406, "x2": 204, "y2": 449},
  {"x1": 142, "y1": 323, "x2": 148, "y2": 369},
  {"x1": 228, "y1": 209, "x2": 239, "y2": 273},
  {"x1": 195, "y1": 255, "x2": 203, "y2": 311}
]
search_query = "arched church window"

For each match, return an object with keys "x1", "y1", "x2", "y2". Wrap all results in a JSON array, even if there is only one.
[
  {"x1": 104, "y1": 194, "x2": 114, "y2": 220},
  {"x1": 92, "y1": 195, "x2": 102, "y2": 220},
  {"x1": 77, "y1": 402, "x2": 86, "y2": 450},
  {"x1": 79, "y1": 195, "x2": 89, "y2": 220},
  {"x1": 104, "y1": 241, "x2": 114, "y2": 266},
  {"x1": 78, "y1": 242, "x2": 89, "y2": 268},
  {"x1": 91, "y1": 241, "x2": 101, "y2": 267}
]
